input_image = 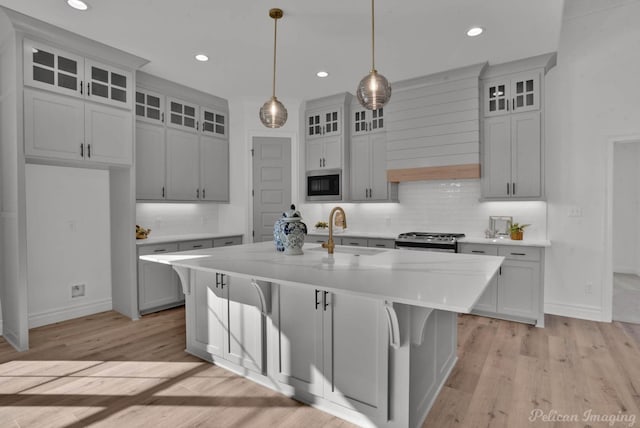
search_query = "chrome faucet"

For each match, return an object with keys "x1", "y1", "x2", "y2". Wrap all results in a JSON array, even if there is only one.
[{"x1": 322, "y1": 206, "x2": 347, "y2": 254}]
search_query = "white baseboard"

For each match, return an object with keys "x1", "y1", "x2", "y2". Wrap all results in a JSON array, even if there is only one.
[
  {"x1": 28, "y1": 299, "x2": 112, "y2": 329},
  {"x1": 545, "y1": 301, "x2": 603, "y2": 322},
  {"x1": 613, "y1": 266, "x2": 640, "y2": 276}
]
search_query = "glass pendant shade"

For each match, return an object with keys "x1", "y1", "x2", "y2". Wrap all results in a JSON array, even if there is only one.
[
  {"x1": 259, "y1": 96, "x2": 288, "y2": 128},
  {"x1": 356, "y1": 69, "x2": 391, "y2": 110},
  {"x1": 260, "y1": 8, "x2": 287, "y2": 128}
]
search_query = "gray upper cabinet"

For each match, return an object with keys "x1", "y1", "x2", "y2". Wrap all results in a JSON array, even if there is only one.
[
  {"x1": 135, "y1": 72, "x2": 229, "y2": 202},
  {"x1": 481, "y1": 53, "x2": 555, "y2": 200},
  {"x1": 350, "y1": 103, "x2": 396, "y2": 202},
  {"x1": 306, "y1": 107, "x2": 342, "y2": 139},
  {"x1": 23, "y1": 39, "x2": 134, "y2": 166},
  {"x1": 24, "y1": 40, "x2": 132, "y2": 111}
]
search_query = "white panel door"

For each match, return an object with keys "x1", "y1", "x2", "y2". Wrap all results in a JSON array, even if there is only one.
[
  {"x1": 274, "y1": 284, "x2": 324, "y2": 397},
  {"x1": 324, "y1": 292, "x2": 388, "y2": 419},
  {"x1": 200, "y1": 136, "x2": 229, "y2": 202},
  {"x1": 511, "y1": 111, "x2": 541, "y2": 198},
  {"x1": 136, "y1": 122, "x2": 166, "y2": 200},
  {"x1": 85, "y1": 103, "x2": 133, "y2": 165},
  {"x1": 224, "y1": 276, "x2": 264, "y2": 374},
  {"x1": 166, "y1": 128, "x2": 199, "y2": 200},
  {"x1": 483, "y1": 115, "x2": 511, "y2": 198},
  {"x1": 369, "y1": 133, "x2": 388, "y2": 200},
  {"x1": 252, "y1": 137, "x2": 291, "y2": 242},
  {"x1": 350, "y1": 135, "x2": 370, "y2": 201},
  {"x1": 24, "y1": 88, "x2": 84, "y2": 161},
  {"x1": 497, "y1": 260, "x2": 540, "y2": 320}
]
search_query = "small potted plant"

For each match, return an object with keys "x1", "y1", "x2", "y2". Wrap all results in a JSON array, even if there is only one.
[
  {"x1": 314, "y1": 221, "x2": 328, "y2": 232},
  {"x1": 509, "y1": 223, "x2": 530, "y2": 240}
]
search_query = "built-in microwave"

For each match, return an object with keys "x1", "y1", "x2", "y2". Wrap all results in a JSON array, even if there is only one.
[{"x1": 306, "y1": 169, "x2": 342, "y2": 201}]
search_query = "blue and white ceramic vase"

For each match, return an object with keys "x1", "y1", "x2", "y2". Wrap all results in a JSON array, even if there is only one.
[{"x1": 274, "y1": 204, "x2": 307, "y2": 255}]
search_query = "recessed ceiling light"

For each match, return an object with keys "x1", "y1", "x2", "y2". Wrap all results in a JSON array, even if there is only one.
[
  {"x1": 316, "y1": 71, "x2": 329, "y2": 78},
  {"x1": 67, "y1": 0, "x2": 88, "y2": 11},
  {"x1": 195, "y1": 54, "x2": 209, "y2": 62},
  {"x1": 466, "y1": 27, "x2": 484, "y2": 37}
]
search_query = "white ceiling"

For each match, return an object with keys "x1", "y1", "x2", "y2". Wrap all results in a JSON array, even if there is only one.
[{"x1": 0, "y1": 0, "x2": 564, "y2": 101}]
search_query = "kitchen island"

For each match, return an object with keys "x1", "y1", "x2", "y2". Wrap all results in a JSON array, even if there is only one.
[{"x1": 141, "y1": 242, "x2": 503, "y2": 428}]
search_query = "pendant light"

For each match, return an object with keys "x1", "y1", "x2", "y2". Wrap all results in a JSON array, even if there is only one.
[
  {"x1": 356, "y1": 0, "x2": 391, "y2": 110},
  {"x1": 259, "y1": 8, "x2": 288, "y2": 128}
]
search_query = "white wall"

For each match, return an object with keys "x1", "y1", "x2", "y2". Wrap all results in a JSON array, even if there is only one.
[
  {"x1": 25, "y1": 164, "x2": 112, "y2": 328},
  {"x1": 613, "y1": 142, "x2": 640, "y2": 275},
  {"x1": 136, "y1": 203, "x2": 220, "y2": 237},
  {"x1": 299, "y1": 180, "x2": 547, "y2": 240},
  {"x1": 545, "y1": 0, "x2": 640, "y2": 320}
]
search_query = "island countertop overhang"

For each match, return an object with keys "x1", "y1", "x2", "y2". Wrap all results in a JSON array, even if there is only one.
[{"x1": 141, "y1": 241, "x2": 504, "y2": 313}]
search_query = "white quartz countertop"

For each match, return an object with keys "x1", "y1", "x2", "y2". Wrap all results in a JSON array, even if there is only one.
[
  {"x1": 459, "y1": 236, "x2": 551, "y2": 247},
  {"x1": 136, "y1": 232, "x2": 244, "y2": 246},
  {"x1": 141, "y1": 241, "x2": 504, "y2": 313}
]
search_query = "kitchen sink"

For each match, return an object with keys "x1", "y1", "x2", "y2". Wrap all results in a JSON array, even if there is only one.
[{"x1": 307, "y1": 246, "x2": 387, "y2": 256}]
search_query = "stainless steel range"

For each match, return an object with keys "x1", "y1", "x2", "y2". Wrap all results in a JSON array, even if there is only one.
[{"x1": 395, "y1": 232, "x2": 465, "y2": 253}]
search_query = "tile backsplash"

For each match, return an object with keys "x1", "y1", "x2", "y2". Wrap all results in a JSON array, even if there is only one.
[
  {"x1": 136, "y1": 203, "x2": 219, "y2": 237},
  {"x1": 299, "y1": 179, "x2": 547, "y2": 240}
]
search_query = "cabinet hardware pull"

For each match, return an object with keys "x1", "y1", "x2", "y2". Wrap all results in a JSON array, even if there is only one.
[
  {"x1": 80, "y1": 143, "x2": 84, "y2": 158},
  {"x1": 215, "y1": 272, "x2": 220, "y2": 288},
  {"x1": 512, "y1": 182, "x2": 516, "y2": 195},
  {"x1": 507, "y1": 182, "x2": 510, "y2": 195},
  {"x1": 193, "y1": 245, "x2": 203, "y2": 248},
  {"x1": 162, "y1": 186, "x2": 165, "y2": 198},
  {"x1": 319, "y1": 158, "x2": 322, "y2": 168},
  {"x1": 161, "y1": 112, "x2": 164, "y2": 123},
  {"x1": 87, "y1": 144, "x2": 91, "y2": 158},
  {"x1": 375, "y1": 244, "x2": 385, "y2": 247},
  {"x1": 511, "y1": 252, "x2": 526, "y2": 256},
  {"x1": 323, "y1": 291, "x2": 329, "y2": 311},
  {"x1": 196, "y1": 120, "x2": 199, "y2": 131},
  {"x1": 512, "y1": 98, "x2": 515, "y2": 110},
  {"x1": 202, "y1": 189, "x2": 206, "y2": 199},
  {"x1": 220, "y1": 273, "x2": 225, "y2": 289},
  {"x1": 224, "y1": 241, "x2": 233, "y2": 245},
  {"x1": 499, "y1": 267, "x2": 502, "y2": 275},
  {"x1": 80, "y1": 81, "x2": 83, "y2": 95},
  {"x1": 315, "y1": 289, "x2": 320, "y2": 310},
  {"x1": 87, "y1": 82, "x2": 90, "y2": 96},
  {"x1": 153, "y1": 249, "x2": 166, "y2": 253},
  {"x1": 471, "y1": 250, "x2": 485, "y2": 253},
  {"x1": 196, "y1": 188, "x2": 200, "y2": 199}
]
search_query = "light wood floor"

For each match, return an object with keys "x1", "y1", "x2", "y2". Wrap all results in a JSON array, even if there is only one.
[{"x1": 0, "y1": 309, "x2": 638, "y2": 428}]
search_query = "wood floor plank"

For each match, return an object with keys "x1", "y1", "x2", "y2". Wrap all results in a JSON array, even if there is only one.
[{"x1": 0, "y1": 308, "x2": 639, "y2": 428}]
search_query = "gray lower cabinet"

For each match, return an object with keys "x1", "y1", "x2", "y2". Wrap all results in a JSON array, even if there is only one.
[
  {"x1": 192, "y1": 271, "x2": 266, "y2": 374},
  {"x1": 138, "y1": 243, "x2": 183, "y2": 314},
  {"x1": 272, "y1": 283, "x2": 389, "y2": 423},
  {"x1": 137, "y1": 235, "x2": 242, "y2": 314},
  {"x1": 459, "y1": 243, "x2": 544, "y2": 326}
]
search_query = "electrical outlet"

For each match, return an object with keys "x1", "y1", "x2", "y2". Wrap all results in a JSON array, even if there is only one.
[
  {"x1": 568, "y1": 206, "x2": 583, "y2": 217},
  {"x1": 71, "y1": 284, "x2": 85, "y2": 298},
  {"x1": 585, "y1": 282, "x2": 593, "y2": 295}
]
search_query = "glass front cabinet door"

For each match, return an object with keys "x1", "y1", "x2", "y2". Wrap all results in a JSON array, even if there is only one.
[
  {"x1": 24, "y1": 40, "x2": 84, "y2": 97},
  {"x1": 85, "y1": 60, "x2": 132, "y2": 110}
]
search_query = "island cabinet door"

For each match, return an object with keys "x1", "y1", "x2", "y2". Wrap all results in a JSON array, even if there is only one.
[
  {"x1": 273, "y1": 284, "x2": 324, "y2": 397},
  {"x1": 497, "y1": 260, "x2": 540, "y2": 321},
  {"x1": 223, "y1": 275, "x2": 265, "y2": 374},
  {"x1": 323, "y1": 292, "x2": 389, "y2": 421},
  {"x1": 193, "y1": 271, "x2": 225, "y2": 358}
]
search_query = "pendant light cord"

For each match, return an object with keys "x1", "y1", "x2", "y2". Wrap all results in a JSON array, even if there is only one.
[
  {"x1": 371, "y1": 0, "x2": 375, "y2": 71},
  {"x1": 272, "y1": 16, "x2": 278, "y2": 99}
]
